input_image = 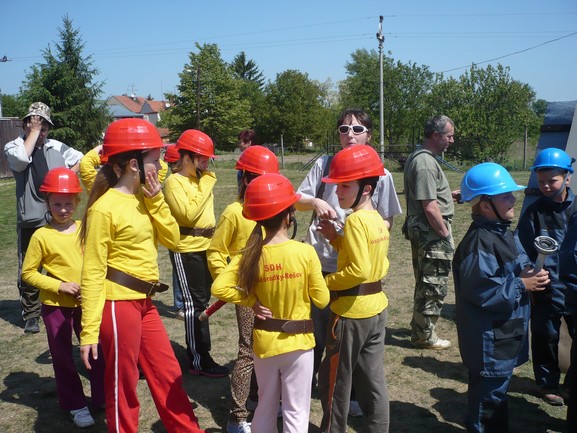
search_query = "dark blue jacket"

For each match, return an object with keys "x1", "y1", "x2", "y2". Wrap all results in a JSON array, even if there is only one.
[
  {"x1": 560, "y1": 211, "x2": 577, "y2": 309},
  {"x1": 453, "y1": 217, "x2": 531, "y2": 377},
  {"x1": 516, "y1": 188, "x2": 577, "y2": 313}
]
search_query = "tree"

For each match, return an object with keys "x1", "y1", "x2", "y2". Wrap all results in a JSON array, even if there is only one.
[
  {"x1": 259, "y1": 70, "x2": 331, "y2": 150},
  {"x1": 230, "y1": 52, "x2": 265, "y2": 89},
  {"x1": 162, "y1": 43, "x2": 251, "y2": 150},
  {"x1": 20, "y1": 16, "x2": 110, "y2": 152},
  {"x1": 340, "y1": 49, "x2": 435, "y2": 149},
  {"x1": 429, "y1": 64, "x2": 538, "y2": 162},
  {"x1": 0, "y1": 93, "x2": 26, "y2": 118}
]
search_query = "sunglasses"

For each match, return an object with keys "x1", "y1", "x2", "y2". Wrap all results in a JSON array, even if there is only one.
[{"x1": 338, "y1": 125, "x2": 368, "y2": 135}]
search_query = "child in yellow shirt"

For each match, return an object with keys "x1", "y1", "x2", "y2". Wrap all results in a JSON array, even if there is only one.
[
  {"x1": 22, "y1": 167, "x2": 104, "y2": 428},
  {"x1": 316, "y1": 145, "x2": 390, "y2": 433},
  {"x1": 212, "y1": 173, "x2": 329, "y2": 433}
]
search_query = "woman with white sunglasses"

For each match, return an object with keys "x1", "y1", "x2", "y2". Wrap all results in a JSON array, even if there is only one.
[{"x1": 295, "y1": 108, "x2": 402, "y2": 419}]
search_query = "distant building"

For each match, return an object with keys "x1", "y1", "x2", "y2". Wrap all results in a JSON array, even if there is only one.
[{"x1": 106, "y1": 94, "x2": 171, "y2": 141}]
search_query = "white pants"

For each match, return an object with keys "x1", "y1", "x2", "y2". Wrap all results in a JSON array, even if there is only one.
[{"x1": 252, "y1": 349, "x2": 313, "y2": 433}]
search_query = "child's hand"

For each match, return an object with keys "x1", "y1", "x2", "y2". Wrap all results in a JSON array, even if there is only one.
[
  {"x1": 316, "y1": 218, "x2": 338, "y2": 241},
  {"x1": 80, "y1": 344, "x2": 99, "y2": 370},
  {"x1": 59, "y1": 282, "x2": 81, "y2": 299},
  {"x1": 252, "y1": 300, "x2": 273, "y2": 321},
  {"x1": 313, "y1": 198, "x2": 338, "y2": 221},
  {"x1": 142, "y1": 171, "x2": 161, "y2": 197},
  {"x1": 520, "y1": 267, "x2": 550, "y2": 292}
]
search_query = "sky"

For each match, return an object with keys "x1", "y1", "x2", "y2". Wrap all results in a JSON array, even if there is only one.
[{"x1": 1, "y1": 0, "x2": 576, "y2": 104}]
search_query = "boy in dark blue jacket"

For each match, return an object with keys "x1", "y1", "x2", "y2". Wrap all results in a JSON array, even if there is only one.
[
  {"x1": 453, "y1": 162, "x2": 550, "y2": 433},
  {"x1": 516, "y1": 148, "x2": 577, "y2": 406}
]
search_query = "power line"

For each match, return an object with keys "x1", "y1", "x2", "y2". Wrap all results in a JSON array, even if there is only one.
[{"x1": 438, "y1": 30, "x2": 577, "y2": 73}]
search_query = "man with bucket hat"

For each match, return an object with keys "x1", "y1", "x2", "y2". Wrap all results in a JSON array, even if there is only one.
[{"x1": 4, "y1": 102, "x2": 83, "y2": 333}]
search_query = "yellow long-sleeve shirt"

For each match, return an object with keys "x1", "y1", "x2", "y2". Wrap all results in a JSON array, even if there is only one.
[
  {"x1": 163, "y1": 171, "x2": 216, "y2": 252},
  {"x1": 80, "y1": 149, "x2": 168, "y2": 192},
  {"x1": 21, "y1": 222, "x2": 82, "y2": 308},
  {"x1": 207, "y1": 201, "x2": 256, "y2": 279},
  {"x1": 80, "y1": 188, "x2": 180, "y2": 346},
  {"x1": 211, "y1": 240, "x2": 330, "y2": 358},
  {"x1": 327, "y1": 209, "x2": 389, "y2": 319},
  {"x1": 79, "y1": 148, "x2": 100, "y2": 191}
]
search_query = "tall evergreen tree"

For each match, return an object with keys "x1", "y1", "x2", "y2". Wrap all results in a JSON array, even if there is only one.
[{"x1": 20, "y1": 15, "x2": 110, "y2": 152}]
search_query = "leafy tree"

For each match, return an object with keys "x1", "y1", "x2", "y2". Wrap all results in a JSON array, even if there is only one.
[
  {"x1": 259, "y1": 70, "x2": 331, "y2": 150},
  {"x1": 340, "y1": 49, "x2": 435, "y2": 150},
  {"x1": 429, "y1": 64, "x2": 537, "y2": 162},
  {"x1": 1, "y1": 93, "x2": 26, "y2": 118},
  {"x1": 20, "y1": 16, "x2": 110, "y2": 152},
  {"x1": 163, "y1": 43, "x2": 251, "y2": 150}
]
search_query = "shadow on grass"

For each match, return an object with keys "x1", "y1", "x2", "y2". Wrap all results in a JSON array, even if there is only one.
[
  {"x1": 0, "y1": 299, "x2": 23, "y2": 328},
  {"x1": 389, "y1": 400, "x2": 464, "y2": 432},
  {"x1": 385, "y1": 327, "x2": 414, "y2": 349},
  {"x1": 402, "y1": 355, "x2": 468, "y2": 383}
]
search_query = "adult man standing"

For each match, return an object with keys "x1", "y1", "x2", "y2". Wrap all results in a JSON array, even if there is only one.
[
  {"x1": 4, "y1": 102, "x2": 83, "y2": 333},
  {"x1": 403, "y1": 114, "x2": 456, "y2": 350}
]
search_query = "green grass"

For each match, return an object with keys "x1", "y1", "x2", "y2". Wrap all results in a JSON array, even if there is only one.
[{"x1": 0, "y1": 167, "x2": 569, "y2": 433}]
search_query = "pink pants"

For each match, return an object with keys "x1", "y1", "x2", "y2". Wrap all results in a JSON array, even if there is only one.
[
  {"x1": 252, "y1": 349, "x2": 313, "y2": 433},
  {"x1": 99, "y1": 299, "x2": 205, "y2": 433}
]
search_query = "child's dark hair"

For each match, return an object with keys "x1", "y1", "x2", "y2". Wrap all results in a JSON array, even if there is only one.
[
  {"x1": 238, "y1": 171, "x2": 258, "y2": 202},
  {"x1": 358, "y1": 176, "x2": 379, "y2": 197},
  {"x1": 238, "y1": 206, "x2": 294, "y2": 295}
]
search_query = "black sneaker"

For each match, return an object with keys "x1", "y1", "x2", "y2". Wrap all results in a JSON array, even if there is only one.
[
  {"x1": 190, "y1": 358, "x2": 229, "y2": 378},
  {"x1": 24, "y1": 317, "x2": 40, "y2": 334}
]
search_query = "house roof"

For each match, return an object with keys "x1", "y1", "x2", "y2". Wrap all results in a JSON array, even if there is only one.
[
  {"x1": 108, "y1": 105, "x2": 145, "y2": 118},
  {"x1": 108, "y1": 95, "x2": 168, "y2": 115}
]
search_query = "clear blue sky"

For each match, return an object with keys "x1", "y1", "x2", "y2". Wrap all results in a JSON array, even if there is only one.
[{"x1": 1, "y1": 0, "x2": 576, "y2": 103}]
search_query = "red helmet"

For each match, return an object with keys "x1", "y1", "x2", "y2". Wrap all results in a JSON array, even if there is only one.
[
  {"x1": 176, "y1": 129, "x2": 216, "y2": 158},
  {"x1": 235, "y1": 145, "x2": 279, "y2": 175},
  {"x1": 242, "y1": 173, "x2": 301, "y2": 221},
  {"x1": 102, "y1": 119, "x2": 165, "y2": 160},
  {"x1": 322, "y1": 145, "x2": 385, "y2": 183},
  {"x1": 40, "y1": 167, "x2": 83, "y2": 193},
  {"x1": 163, "y1": 144, "x2": 180, "y2": 163}
]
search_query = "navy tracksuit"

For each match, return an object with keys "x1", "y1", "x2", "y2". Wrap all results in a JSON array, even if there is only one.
[
  {"x1": 516, "y1": 189, "x2": 577, "y2": 391},
  {"x1": 453, "y1": 217, "x2": 531, "y2": 433}
]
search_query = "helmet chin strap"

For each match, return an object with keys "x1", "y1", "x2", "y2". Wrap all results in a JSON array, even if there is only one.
[
  {"x1": 487, "y1": 197, "x2": 508, "y2": 223},
  {"x1": 288, "y1": 215, "x2": 298, "y2": 239},
  {"x1": 350, "y1": 184, "x2": 365, "y2": 209},
  {"x1": 136, "y1": 153, "x2": 146, "y2": 184}
]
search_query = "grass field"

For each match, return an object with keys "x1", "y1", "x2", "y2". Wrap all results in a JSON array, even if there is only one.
[{"x1": 0, "y1": 162, "x2": 569, "y2": 433}]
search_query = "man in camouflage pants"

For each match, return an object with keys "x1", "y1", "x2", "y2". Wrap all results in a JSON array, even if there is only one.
[{"x1": 403, "y1": 115, "x2": 457, "y2": 350}]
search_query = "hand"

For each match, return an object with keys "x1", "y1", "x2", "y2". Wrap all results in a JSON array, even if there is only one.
[
  {"x1": 80, "y1": 344, "x2": 99, "y2": 370},
  {"x1": 520, "y1": 267, "x2": 550, "y2": 292},
  {"x1": 252, "y1": 300, "x2": 273, "y2": 320},
  {"x1": 59, "y1": 282, "x2": 81, "y2": 300},
  {"x1": 452, "y1": 189, "x2": 462, "y2": 203},
  {"x1": 94, "y1": 144, "x2": 103, "y2": 156},
  {"x1": 316, "y1": 218, "x2": 338, "y2": 241},
  {"x1": 24, "y1": 115, "x2": 43, "y2": 135},
  {"x1": 313, "y1": 198, "x2": 338, "y2": 221},
  {"x1": 141, "y1": 171, "x2": 161, "y2": 198}
]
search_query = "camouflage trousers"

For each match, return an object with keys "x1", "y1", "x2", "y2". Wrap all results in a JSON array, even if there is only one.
[{"x1": 406, "y1": 216, "x2": 454, "y2": 345}]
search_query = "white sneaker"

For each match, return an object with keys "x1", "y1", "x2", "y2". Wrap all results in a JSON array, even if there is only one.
[
  {"x1": 226, "y1": 420, "x2": 251, "y2": 433},
  {"x1": 70, "y1": 406, "x2": 95, "y2": 428},
  {"x1": 348, "y1": 400, "x2": 363, "y2": 417}
]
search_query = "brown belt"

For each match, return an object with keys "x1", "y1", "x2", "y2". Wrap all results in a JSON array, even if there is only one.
[
  {"x1": 330, "y1": 280, "x2": 382, "y2": 301},
  {"x1": 179, "y1": 226, "x2": 215, "y2": 238},
  {"x1": 254, "y1": 318, "x2": 314, "y2": 334},
  {"x1": 106, "y1": 267, "x2": 168, "y2": 297}
]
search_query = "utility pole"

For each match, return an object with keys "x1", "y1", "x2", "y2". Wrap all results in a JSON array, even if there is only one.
[
  {"x1": 377, "y1": 16, "x2": 385, "y2": 162},
  {"x1": 196, "y1": 64, "x2": 201, "y2": 129}
]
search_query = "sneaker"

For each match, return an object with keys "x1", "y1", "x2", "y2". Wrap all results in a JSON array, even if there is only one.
[
  {"x1": 412, "y1": 338, "x2": 451, "y2": 350},
  {"x1": 348, "y1": 400, "x2": 363, "y2": 417},
  {"x1": 24, "y1": 317, "x2": 40, "y2": 334},
  {"x1": 539, "y1": 388, "x2": 565, "y2": 406},
  {"x1": 190, "y1": 358, "x2": 229, "y2": 378},
  {"x1": 226, "y1": 420, "x2": 251, "y2": 433},
  {"x1": 174, "y1": 308, "x2": 185, "y2": 320},
  {"x1": 70, "y1": 406, "x2": 95, "y2": 428}
]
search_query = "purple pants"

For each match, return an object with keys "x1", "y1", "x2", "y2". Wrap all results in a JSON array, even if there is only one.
[{"x1": 42, "y1": 304, "x2": 105, "y2": 410}]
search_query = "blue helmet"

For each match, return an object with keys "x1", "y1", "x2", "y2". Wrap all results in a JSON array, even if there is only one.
[
  {"x1": 461, "y1": 162, "x2": 525, "y2": 202},
  {"x1": 530, "y1": 148, "x2": 574, "y2": 173}
]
